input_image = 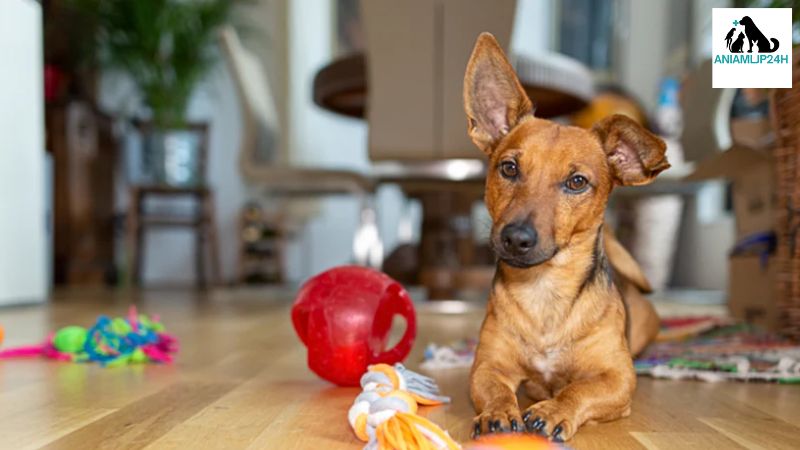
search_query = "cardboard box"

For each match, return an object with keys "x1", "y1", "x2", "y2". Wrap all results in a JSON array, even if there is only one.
[
  {"x1": 687, "y1": 119, "x2": 779, "y2": 329},
  {"x1": 730, "y1": 118, "x2": 774, "y2": 149},
  {"x1": 684, "y1": 145, "x2": 776, "y2": 239},
  {"x1": 687, "y1": 144, "x2": 778, "y2": 329},
  {"x1": 728, "y1": 255, "x2": 779, "y2": 330}
]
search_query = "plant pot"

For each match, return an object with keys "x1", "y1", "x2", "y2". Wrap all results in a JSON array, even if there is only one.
[{"x1": 141, "y1": 127, "x2": 205, "y2": 187}]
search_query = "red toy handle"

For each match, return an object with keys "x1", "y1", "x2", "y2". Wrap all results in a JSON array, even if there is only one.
[{"x1": 370, "y1": 284, "x2": 417, "y2": 364}]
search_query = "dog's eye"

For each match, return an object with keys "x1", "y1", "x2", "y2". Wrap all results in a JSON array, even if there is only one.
[
  {"x1": 565, "y1": 175, "x2": 589, "y2": 192},
  {"x1": 500, "y1": 161, "x2": 518, "y2": 179}
]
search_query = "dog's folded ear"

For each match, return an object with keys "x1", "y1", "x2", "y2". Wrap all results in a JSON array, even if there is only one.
[
  {"x1": 463, "y1": 32, "x2": 533, "y2": 155},
  {"x1": 593, "y1": 114, "x2": 670, "y2": 186}
]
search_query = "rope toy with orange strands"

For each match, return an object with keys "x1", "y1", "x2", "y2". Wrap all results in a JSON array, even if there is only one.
[{"x1": 348, "y1": 363, "x2": 460, "y2": 450}]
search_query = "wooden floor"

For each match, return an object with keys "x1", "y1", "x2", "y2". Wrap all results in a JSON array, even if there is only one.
[{"x1": 1, "y1": 288, "x2": 799, "y2": 450}]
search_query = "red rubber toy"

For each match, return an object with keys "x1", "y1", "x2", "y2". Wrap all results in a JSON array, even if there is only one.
[{"x1": 291, "y1": 266, "x2": 417, "y2": 386}]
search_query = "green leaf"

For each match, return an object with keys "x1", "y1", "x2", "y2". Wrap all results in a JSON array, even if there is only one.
[{"x1": 65, "y1": 0, "x2": 246, "y2": 127}]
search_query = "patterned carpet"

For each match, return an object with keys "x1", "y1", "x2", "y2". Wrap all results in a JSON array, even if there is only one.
[{"x1": 421, "y1": 316, "x2": 800, "y2": 383}]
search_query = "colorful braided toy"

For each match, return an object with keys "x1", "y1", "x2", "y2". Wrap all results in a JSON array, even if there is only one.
[
  {"x1": 0, "y1": 306, "x2": 177, "y2": 366},
  {"x1": 348, "y1": 363, "x2": 460, "y2": 450}
]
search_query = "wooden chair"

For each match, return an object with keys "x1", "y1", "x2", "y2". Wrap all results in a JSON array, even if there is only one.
[
  {"x1": 219, "y1": 26, "x2": 382, "y2": 267},
  {"x1": 126, "y1": 122, "x2": 221, "y2": 287}
]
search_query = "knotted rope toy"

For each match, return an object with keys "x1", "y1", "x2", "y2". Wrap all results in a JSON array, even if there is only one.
[
  {"x1": 0, "y1": 306, "x2": 177, "y2": 366},
  {"x1": 348, "y1": 363, "x2": 460, "y2": 450}
]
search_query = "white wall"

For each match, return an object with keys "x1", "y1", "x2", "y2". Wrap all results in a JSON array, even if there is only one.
[
  {"x1": 511, "y1": 0, "x2": 555, "y2": 55},
  {"x1": 0, "y1": 0, "x2": 47, "y2": 304},
  {"x1": 618, "y1": 0, "x2": 671, "y2": 111}
]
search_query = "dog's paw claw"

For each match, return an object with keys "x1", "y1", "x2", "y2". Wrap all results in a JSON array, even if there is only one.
[
  {"x1": 522, "y1": 401, "x2": 575, "y2": 441},
  {"x1": 524, "y1": 415, "x2": 539, "y2": 432},
  {"x1": 552, "y1": 424, "x2": 564, "y2": 442},
  {"x1": 535, "y1": 418, "x2": 547, "y2": 434},
  {"x1": 472, "y1": 408, "x2": 524, "y2": 437}
]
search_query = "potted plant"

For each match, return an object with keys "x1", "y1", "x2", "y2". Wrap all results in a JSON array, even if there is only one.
[{"x1": 70, "y1": 0, "x2": 242, "y2": 186}]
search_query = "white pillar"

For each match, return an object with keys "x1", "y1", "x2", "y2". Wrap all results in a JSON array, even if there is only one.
[{"x1": 0, "y1": 0, "x2": 47, "y2": 304}]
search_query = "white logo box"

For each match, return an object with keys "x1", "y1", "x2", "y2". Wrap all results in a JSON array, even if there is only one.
[{"x1": 712, "y1": 8, "x2": 792, "y2": 88}]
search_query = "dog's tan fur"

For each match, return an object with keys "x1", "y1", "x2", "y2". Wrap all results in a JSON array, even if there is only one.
[{"x1": 464, "y1": 33, "x2": 669, "y2": 441}]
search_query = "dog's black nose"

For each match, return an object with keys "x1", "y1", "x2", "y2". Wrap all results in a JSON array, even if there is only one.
[{"x1": 500, "y1": 223, "x2": 537, "y2": 255}]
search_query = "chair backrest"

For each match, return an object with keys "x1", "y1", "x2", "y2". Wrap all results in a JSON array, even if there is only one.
[
  {"x1": 360, "y1": 0, "x2": 517, "y2": 162},
  {"x1": 219, "y1": 26, "x2": 282, "y2": 165}
]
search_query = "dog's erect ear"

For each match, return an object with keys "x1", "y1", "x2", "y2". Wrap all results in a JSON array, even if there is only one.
[
  {"x1": 593, "y1": 114, "x2": 670, "y2": 186},
  {"x1": 464, "y1": 32, "x2": 533, "y2": 155}
]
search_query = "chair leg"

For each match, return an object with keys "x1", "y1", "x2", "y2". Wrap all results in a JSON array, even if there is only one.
[
  {"x1": 126, "y1": 188, "x2": 142, "y2": 286},
  {"x1": 195, "y1": 191, "x2": 221, "y2": 288},
  {"x1": 195, "y1": 221, "x2": 207, "y2": 288},
  {"x1": 206, "y1": 192, "x2": 222, "y2": 286}
]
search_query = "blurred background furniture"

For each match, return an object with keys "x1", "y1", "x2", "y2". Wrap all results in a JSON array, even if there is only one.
[
  {"x1": 220, "y1": 27, "x2": 383, "y2": 267},
  {"x1": 48, "y1": 101, "x2": 118, "y2": 285},
  {"x1": 42, "y1": 0, "x2": 117, "y2": 287},
  {"x1": 680, "y1": 60, "x2": 736, "y2": 162},
  {"x1": 125, "y1": 123, "x2": 221, "y2": 287},
  {"x1": 237, "y1": 202, "x2": 286, "y2": 284},
  {"x1": 313, "y1": 0, "x2": 594, "y2": 298},
  {"x1": 771, "y1": 47, "x2": 800, "y2": 340}
]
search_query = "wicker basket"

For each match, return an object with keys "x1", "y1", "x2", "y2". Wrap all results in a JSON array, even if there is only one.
[{"x1": 770, "y1": 47, "x2": 800, "y2": 340}]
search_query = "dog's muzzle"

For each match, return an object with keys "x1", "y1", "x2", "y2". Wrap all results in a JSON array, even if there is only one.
[
  {"x1": 495, "y1": 222, "x2": 557, "y2": 268},
  {"x1": 501, "y1": 223, "x2": 537, "y2": 256}
]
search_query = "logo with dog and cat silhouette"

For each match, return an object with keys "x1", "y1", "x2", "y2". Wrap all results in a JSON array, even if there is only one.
[
  {"x1": 723, "y1": 16, "x2": 780, "y2": 54},
  {"x1": 712, "y1": 8, "x2": 791, "y2": 88}
]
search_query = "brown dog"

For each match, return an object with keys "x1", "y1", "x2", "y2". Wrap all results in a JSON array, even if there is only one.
[{"x1": 464, "y1": 33, "x2": 669, "y2": 441}]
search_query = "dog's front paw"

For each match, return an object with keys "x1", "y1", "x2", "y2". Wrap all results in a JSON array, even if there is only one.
[
  {"x1": 522, "y1": 400, "x2": 576, "y2": 442},
  {"x1": 472, "y1": 406, "x2": 524, "y2": 438}
]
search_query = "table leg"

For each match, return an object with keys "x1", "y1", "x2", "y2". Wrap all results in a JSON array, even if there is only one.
[{"x1": 416, "y1": 191, "x2": 477, "y2": 299}]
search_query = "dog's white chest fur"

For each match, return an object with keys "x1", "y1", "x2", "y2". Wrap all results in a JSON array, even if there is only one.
[{"x1": 530, "y1": 349, "x2": 561, "y2": 382}]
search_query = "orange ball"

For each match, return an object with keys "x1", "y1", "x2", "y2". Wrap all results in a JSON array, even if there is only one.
[
  {"x1": 570, "y1": 92, "x2": 648, "y2": 130},
  {"x1": 466, "y1": 434, "x2": 564, "y2": 450}
]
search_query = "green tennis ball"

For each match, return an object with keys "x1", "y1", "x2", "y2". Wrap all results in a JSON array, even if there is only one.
[{"x1": 53, "y1": 326, "x2": 88, "y2": 353}]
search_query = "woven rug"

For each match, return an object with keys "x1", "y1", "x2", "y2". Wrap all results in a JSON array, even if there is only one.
[
  {"x1": 635, "y1": 317, "x2": 800, "y2": 383},
  {"x1": 421, "y1": 317, "x2": 800, "y2": 383}
]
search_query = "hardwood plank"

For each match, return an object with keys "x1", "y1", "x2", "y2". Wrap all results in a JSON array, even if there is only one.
[
  {"x1": 0, "y1": 406, "x2": 115, "y2": 450},
  {"x1": 40, "y1": 381, "x2": 235, "y2": 449},
  {"x1": 631, "y1": 431, "x2": 747, "y2": 450},
  {"x1": 572, "y1": 421, "x2": 648, "y2": 450},
  {"x1": 700, "y1": 417, "x2": 800, "y2": 450},
  {"x1": 720, "y1": 383, "x2": 800, "y2": 428},
  {"x1": 143, "y1": 349, "x2": 327, "y2": 449},
  {"x1": 1, "y1": 289, "x2": 799, "y2": 449},
  {"x1": 247, "y1": 383, "x2": 361, "y2": 449}
]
